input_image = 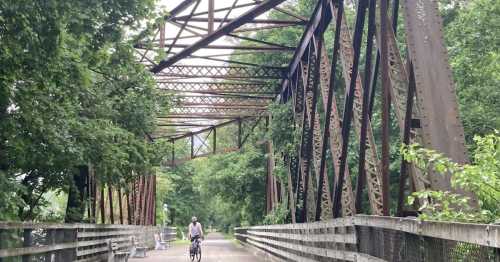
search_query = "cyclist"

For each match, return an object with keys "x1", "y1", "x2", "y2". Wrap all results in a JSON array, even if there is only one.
[{"x1": 188, "y1": 216, "x2": 204, "y2": 252}]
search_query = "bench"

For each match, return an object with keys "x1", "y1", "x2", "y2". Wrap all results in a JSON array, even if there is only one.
[
  {"x1": 155, "y1": 233, "x2": 167, "y2": 250},
  {"x1": 107, "y1": 240, "x2": 130, "y2": 262},
  {"x1": 155, "y1": 232, "x2": 176, "y2": 250},
  {"x1": 130, "y1": 237, "x2": 148, "y2": 258}
]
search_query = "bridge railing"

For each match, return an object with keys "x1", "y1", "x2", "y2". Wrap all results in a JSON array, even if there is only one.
[
  {"x1": 0, "y1": 222, "x2": 176, "y2": 261},
  {"x1": 235, "y1": 215, "x2": 499, "y2": 261}
]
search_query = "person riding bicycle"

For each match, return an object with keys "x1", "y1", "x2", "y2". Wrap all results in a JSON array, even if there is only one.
[{"x1": 188, "y1": 216, "x2": 204, "y2": 249}]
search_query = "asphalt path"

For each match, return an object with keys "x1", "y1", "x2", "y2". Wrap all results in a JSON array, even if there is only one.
[{"x1": 129, "y1": 232, "x2": 266, "y2": 262}]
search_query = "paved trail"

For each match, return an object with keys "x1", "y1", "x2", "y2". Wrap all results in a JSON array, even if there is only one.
[{"x1": 129, "y1": 232, "x2": 265, "y2": 262}]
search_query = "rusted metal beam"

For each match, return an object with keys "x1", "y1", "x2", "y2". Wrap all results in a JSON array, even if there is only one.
[
  {"x1": 166, "y1": 0, "x2": 201, "y2": 56},
  {"x1": 397, "y1": 62, "x2": 416, "y2": 217},
  {"x1": 356, "y1": 0, "x2": 376, "y2": 214},
  {"x1": 175, "y1": 2, "x2": 259, "y2": 19},
  {"x1": 157, "y1": 81, "x2": 277, "y2": 94},
  {"x1": 154, "y1": 65, "x2": 285, "y2": 79},
  {"x1": 332, "y1": 0, "x2": 368, "y2": 218},
  {"x1": 151, "y1": 0, "x2": 287, "y2": 72},
  {"x1": 137, "y1": 43, "x2": 294, "y2": 51},
  {"x1": 172, "y1": 17, "x2": 307, "y2": 25},
  {"x1": 167, "y1": 0, "x2": 198, "y2": 19},
  {"x1": 380, "y1": 0, "x2": 391, "y2": 216},
  {"x1": 108, "y1": 186, "x2": 114, "y2": 224},
  {"x1": 208, "y1": 0, "x2": 214, "y2": 33},
  {"x1": 316, "y1": 0, "x2": 344, "y2": 221},
  {"x1": 100, "y1": 185, "x2": 105, "y2": 224}
]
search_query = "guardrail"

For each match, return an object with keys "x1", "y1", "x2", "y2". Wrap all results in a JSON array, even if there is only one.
[
  {"x1": 235, "y1": 215, "x2": 499, "y2": 261},
  {"x1": 0, "y1": 222, "x2": 176, "y2": 261}
]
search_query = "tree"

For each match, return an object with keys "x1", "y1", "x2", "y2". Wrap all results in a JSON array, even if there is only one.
[
  {"x1": 444, "y1": 0, "x2": 500, "y2": 149},
  {"x1": 0, "y1": 0, "x2": 168, "y2": 221}
]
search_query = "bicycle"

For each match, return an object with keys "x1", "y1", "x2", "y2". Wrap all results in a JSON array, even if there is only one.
[{"x1": 189, "y1": 237, "x2": 202, "y2": 262}]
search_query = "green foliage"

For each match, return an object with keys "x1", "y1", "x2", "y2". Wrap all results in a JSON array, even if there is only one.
[
  {"x1": 0, "y1": 0, "x2": 168, "y2": 220},
  {"x1": 445, "y1": 0, "x2": 500, "y2": 149},
  {"x1": 267, "y1": 103, "x2": 300, "y2": 156},
  {"x1": 262, "y1": 202, "x2": 289, "y2": 225},
  {"x1": 402, "y1": 132, "x2": 500, "y2": 223},
  {"x1": 193, "y1": 144, "x2": 267, "y2": 229}
]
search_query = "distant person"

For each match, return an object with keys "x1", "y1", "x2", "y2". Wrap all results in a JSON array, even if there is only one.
[{"x1": 188, "y1": 216, "x2": 204, "y2": 244}]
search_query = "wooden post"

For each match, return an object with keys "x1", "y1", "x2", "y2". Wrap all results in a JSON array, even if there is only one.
[{"x1": 22, "y1": 229, "x2": 32, "y2": 262}]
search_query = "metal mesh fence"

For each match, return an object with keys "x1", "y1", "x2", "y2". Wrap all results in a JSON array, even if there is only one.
[{"x1": 357, "y1": 226, "x2": 500, "y2": 262}]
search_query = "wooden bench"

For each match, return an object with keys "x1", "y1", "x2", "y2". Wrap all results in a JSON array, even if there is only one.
[{"x1": 107, "y1": 240, "x2": 130, "y2": 262}]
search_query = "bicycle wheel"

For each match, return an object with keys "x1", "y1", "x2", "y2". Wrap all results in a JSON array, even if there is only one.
[
  {"x1": 189, "y1": 245, "x2": 195, "y2": 261},
  {"x1": 195, "y1": 246, "x2": 201, "y2": 262}
]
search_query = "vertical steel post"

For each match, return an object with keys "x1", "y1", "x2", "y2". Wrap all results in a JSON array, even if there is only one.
[
  {"x1": 238, "y1": 118, "x2": 242, "y2": 148},
  {"x1": 137, "y1": 176, "x2": 144, "y2": 225},
  {"x1": 356, "y1": 0, "x2": 376, "y2": 213},
  {"x1": 315, "y1": 0, "x2": 344, "y2": 221},
  {"x1": 118, "y1": 188, "x2": 124, "y2": 224},
  {"x1": 142, "y1": 176, "x2": 149, "y2": 225},
  {"x1": 397, "y1": 63, "x2": 416, "y2": 216},
  {"x1": 108, "y1": 185, "x2": 114, "y2": 224},
  {"x1": 100, "y1": 184, "x2": 105, "y2": 224},
  {"x1": 171, "y1": 140, "x2": 175, "y2": 166},
  {"x1": 153, "y1": 175, "x2": 157, "y2": 225},
  {"x1": 86, "y1": 174, "x2": 91, "y2": 219},
  {"x1": 126, "y1": 191, "x2": 132, "y2": 224},
  {"x1": 332, "y1": 0, "x2": 368, "y2": 218},
  {"x1": 368, "y1": 0, "x2": 400, "y2": 120},
  {"x1": 380, "y1": 0, "x2": 391, "y2": 216},
  {"x1": 191, "y1": 134, "x2": 194, "y2": 159},
  {"x1": 208, "y1": 0, "x2": 214, "y2": 33},
  {"x1": 92, "y1": 172, "x2": 96, "y2": 222},
  {"x1": 213, "y1": 127, "x2": 217, "y2": 153},
  {"x1": 159, "y1": 21, "x2": 166, "y2": 48}
]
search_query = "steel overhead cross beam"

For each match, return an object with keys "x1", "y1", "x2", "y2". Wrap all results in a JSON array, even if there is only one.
[
  {"x1": 151, "y1": 0, "x2": 287, "y2": 72},
  {"x1": 168, "y1": 0, "x2": 198, "y2": 19}
]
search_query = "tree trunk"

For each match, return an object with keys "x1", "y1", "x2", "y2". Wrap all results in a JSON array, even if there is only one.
[{"x1": 65, "y1": 166, "x2": 88, "y2": 223}]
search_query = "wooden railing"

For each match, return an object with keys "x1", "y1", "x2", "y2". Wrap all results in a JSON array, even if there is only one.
[
  {"x1": 235, "y1": 215, "x2": 500, "y2": 261},
  {"x1": 0, "y1": 222, "x2": 176, "y2": 261}
]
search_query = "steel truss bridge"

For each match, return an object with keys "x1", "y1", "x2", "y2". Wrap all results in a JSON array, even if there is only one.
[
  {"x1": 1, "y1": 0, "x2": 498, "y2": 261},
  {"x1": 133, "y1": 0, "x2": 473, "y2": 221},
  {"x1": 49, "y1": 0, "x2": 472, "y2": 227},
  {"x1": 82, "y1": 0, "x2": 473, "y2": 226},
  {"x1": 0, "y1": 0, "x2": 500, "y2": 261}
]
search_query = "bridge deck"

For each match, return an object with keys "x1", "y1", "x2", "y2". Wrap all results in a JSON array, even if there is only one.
[{"x1": 130, "y1": 233, "x2": 264, "y2": 262}]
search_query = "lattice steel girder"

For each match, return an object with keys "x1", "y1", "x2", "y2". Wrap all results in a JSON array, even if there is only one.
[
  {"x1": 157, "y1": 81, "x2": 278, "y2": 94},
  {"x1": 158, "y1": 81, "x2": 277, "y2": 96},
  {"x1": 154, "y1": 65, "x2": 285, "y2": 79},
  {"x1": 318, "y1": 47, "x2": 355, "y2": 217},
  {"x1": 168, "y1": 107, "x2": 266, "y2": 115},
  {"x1": 332, "y1": 3, "x2": 384, "y2": 215},
  {"x1": 171, "y1": 17, "x2": 307, "y2": 25},
  {"x1": 176, "y1": 95, "x2": 272, "y2": 107},
  {"x1": 158, "y1": 115, "x2": 256, "y2": 120},
  {"x1": 151, "y1": 0, "x2": 288, "y2": 72},
  {"x1": 136, "y1": 43, "x2": 295, "y2": 51}
]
